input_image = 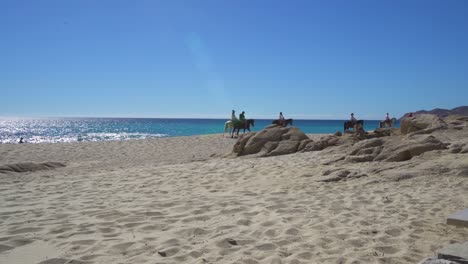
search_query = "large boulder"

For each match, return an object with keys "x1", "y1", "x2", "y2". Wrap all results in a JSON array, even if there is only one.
[
  {"x1": 400, "y1": 114, "x2": 447, "y2": 135},
  {"x1": 345, "y1": 135, "x2": 448, "y2": 162},
  {"x1": 375, "y1": 135, "x2": 447, "y2": 162},
  {"x1": 301, "y1": 134, "x2": 359, "y2": 152},
  {"x1": 231, "y1": 126, "x2": 310, "y2": 157}
]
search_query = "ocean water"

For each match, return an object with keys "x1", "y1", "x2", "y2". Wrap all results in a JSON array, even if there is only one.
[{"x1": 0, "y1": 118, "x2": 394, "y2": 144}]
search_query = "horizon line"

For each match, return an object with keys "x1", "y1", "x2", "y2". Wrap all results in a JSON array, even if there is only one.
[{"x1": 0, "y1": 115, "x2": 385, "y2": 121}]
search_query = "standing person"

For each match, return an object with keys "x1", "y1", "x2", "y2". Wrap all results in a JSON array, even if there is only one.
[{"x1": 279, "y1": 112, "x2": 285, "y2": 126}]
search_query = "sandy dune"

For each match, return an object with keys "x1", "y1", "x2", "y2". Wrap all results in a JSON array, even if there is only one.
[{"x1": 0, "y1": 132, "x2": 467, "y2": 264}]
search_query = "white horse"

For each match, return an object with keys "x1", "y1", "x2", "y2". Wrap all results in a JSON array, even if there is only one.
[{"x1": 223, "y1": 120, "x2": 233, "y2": 137}]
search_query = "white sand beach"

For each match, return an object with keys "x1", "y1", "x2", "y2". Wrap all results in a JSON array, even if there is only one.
[{"x1": 0, "y1": 126, "x2": 467, "y2": 264}]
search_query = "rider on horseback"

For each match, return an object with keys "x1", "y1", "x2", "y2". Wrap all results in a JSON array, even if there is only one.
[
  {"x1": 239, "y1": 111, "x2": 246, "y2": 128},
  {"x1": 231, "y1": 110, "x2": 238, "y2": 122},
  {"x1": 385, "y1": 113, "x2": 390, "y2": 121},
  {"x1": 350, "y1": 113, "x2": 357, "y2": 125},
  {"x1": 279, "y1": 112, "x2": 285, "y2": 127}
]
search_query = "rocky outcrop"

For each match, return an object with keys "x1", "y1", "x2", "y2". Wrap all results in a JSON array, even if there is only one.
[
  {"x1": 301, "y1": 134, "x2": 360, "y2": 152},
  {"x1": 231, "y1": 126, "x2": 310, "y2": 157},
  {"x1": 0, "y1": 162, "x2": 66, "y2": 173},
  {"x1": 346, "y1": 135, "x2": 448, "y2": 162},
  {"x1": 317, "y1": 169, "x2": 367, "y2": 182},
  {"x1": 400, "y1": 114, "x2": 447, "y2": 135}
]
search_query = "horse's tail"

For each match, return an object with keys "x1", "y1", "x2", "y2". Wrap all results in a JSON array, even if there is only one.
[{"x1": 224, "y1": 121, "x2": 231, "y2": 137}]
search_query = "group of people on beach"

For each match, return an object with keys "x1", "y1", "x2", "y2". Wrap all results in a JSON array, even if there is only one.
[
  {"x1": 231, "y1": 110, "x2": 395, "y2": 127},
  {"x1": 231, "y1": 110, "x2": 287, "y2": 126}
]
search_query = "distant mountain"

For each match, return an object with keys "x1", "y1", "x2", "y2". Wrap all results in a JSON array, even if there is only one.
[{"x1": 401, "y1": 106, "x2": 468, "y2": 119}]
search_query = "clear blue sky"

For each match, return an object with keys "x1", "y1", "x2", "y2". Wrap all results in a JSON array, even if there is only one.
[{"x1": 1, "y1": 0, "x2": 468, "y2": 119}]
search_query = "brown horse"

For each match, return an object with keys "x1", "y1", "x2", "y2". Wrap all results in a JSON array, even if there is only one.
[
  {"x1": 272, "y1": 119, "x2": 293, "y2": 127},
  {"x1": 231, "y1": 119, "x2": 255, "y2": 138},
  {"x1": 379, "y1": 118, "x2": 397, "y2": 128},
  {"x1": 344, "y1": 120, "x2": 364, "y2": 132}
]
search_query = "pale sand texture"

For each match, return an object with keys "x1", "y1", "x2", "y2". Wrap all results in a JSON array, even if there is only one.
[{"x1": 0, "y1": 133, "x2": 467, "y2": 264}]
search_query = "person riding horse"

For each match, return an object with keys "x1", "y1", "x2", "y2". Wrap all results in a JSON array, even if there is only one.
[
  {"x1": 350, "y1": 113, "x2": 357, "y2": 125},
  {"x1": 239, "y1": 111, "x2": 246, "y2": 123},
  {"x1": 279, "y1": 112, "x2": 285, "y2": 127},
  {"x1": 344, "y1": 113, "x2": 364, "y2": 132},
  {"x1": 232, "y1": 110, "x2": 247, "y2": 128},
  {"x1": 231, "y1": 110, "x2": 238, "y2": 122},
  {"x1": 379, "y1": 113, "x2": 396, "y2": 128}
]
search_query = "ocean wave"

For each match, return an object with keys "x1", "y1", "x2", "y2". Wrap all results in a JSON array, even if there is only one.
[{"x1": 0, "y1": 132, "x2": 170, "y2": 144}]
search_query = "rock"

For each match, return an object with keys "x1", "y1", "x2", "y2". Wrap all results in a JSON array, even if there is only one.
[
  {"x1": 438, "y1": 241, "x2": 468, "y2": 264},
  {"x1": 302, "y1": 134, "x2": 360, "y2": 153},
  {"x1": 232, "y1": 133, "x2": 255, "y2": 155},
  {"x1": 418, "y1": 257, "x2": 460, "y2": 264},
  {"x1": 447, "y1": 209, "x2": 468, "y2": 228},
  {"x1": 297, "y1": 139, "x2": 314, "y2": 151},
  {"x1": 447, "y1": 159, "x2": 468, "y2": 177},
  {"x1": 461, "y1": 145, "x2": 468, "y2": 154},
  {"x1": 231, "y1": 126, "x2": 310, "y2": 157},
  {"x1": 334, "y1": 131, "x2": 342, "y2": 137},
  {"x1": 227, "y1": 238, "x2": 238, "y2": 245},
  {"x1": 449, "y1": 143, "x2": 465, "y2": 153},
  {"x1": 400, "y1": 114, "x2": 447, "y2": 135},
  {"x1": 345, "y1": 154, "x2": 377, "y2": 163},
  {"x1": 445, "y1": 114, "x2": 468, "y2": 122},
  {"x1": 266, "y1": 141, "x2": 300, "y2": 157},
  {"x1": 318, "y1": 169, "x2": 366, "y2": 182},
  {"x1": 372, "y1": 128, "x2": 400, "y2": 137},
  {"x1": 302, "y1": 141, "x2": 326, "y2": 152},
  {"x1": 375, "y1": 136, "x2": 447, "y2": 162},
  {"x1": 349, "y1": 138, "x2": 385, "y2": 155},
  {"x1": 346, "y1": 135, "x2": 447, "y2": 163},
  {"x1": 0, "y1": 162, "x2": 66, "y2": 174},
  {"x1": 318, "y1": 170, "x2": 349, "y2": 182}
]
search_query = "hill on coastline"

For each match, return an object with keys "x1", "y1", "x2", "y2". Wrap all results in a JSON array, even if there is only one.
[{"x1": 401, "y1": 106, "x2": 468, "y2": 119}]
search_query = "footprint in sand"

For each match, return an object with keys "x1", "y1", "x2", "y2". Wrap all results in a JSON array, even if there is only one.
[
  {"x1": 254, "y1": 243, "x2": 277, "y2": 251},
  {"x1": 384, "y1": 228, "x2": 402, "y2": 237},
  {"x1": 375, "y1": 245, "x2": 400, "y2": 255},
  {"x1": 8, "y1": 227, "x2": 43, "y2": 235}
]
